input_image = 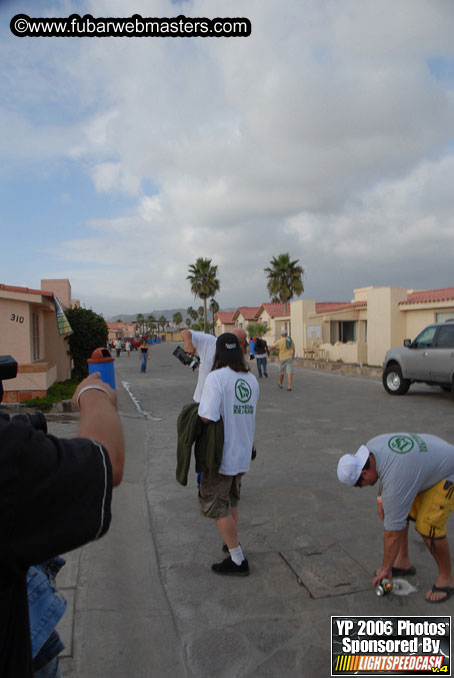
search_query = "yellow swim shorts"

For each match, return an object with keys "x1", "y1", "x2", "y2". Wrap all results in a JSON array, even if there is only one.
[{"x1": 409, "y1": 479, "x2": 454, "y2": 539}]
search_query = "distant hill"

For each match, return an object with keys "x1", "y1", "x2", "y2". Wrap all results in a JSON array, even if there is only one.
[{"x1": 106, "y1": 308, "x2": 236, "y2": 323}]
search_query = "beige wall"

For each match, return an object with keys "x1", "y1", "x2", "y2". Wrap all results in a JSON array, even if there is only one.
[
  {"x1": 321, "y1": 341, "x2": 359, "y2": 363},
  {"x1": 214, "y1": 318, "x2": 235, "y2": 336},
  {"x1": 234, "y1": 312, "x2": 248, "y2": 329},
  {"x1": 2, "y1": 297, "x2": 33, "y2": 363},
  {"x1": 255, "y1": 309, "x2": 291, "y2": 347},
  {"x1": 41, "y1": 279, "x2": 71, "y2": 307},
  {"x1": 366, "y1": 287, "x2": 407, "y2": 366},
  {"x1": 290, "y1": 300, "x2": 317, "y2": 356},
  {"x1": 402, "y1": 304, "x2": 454, "y2": 340}
]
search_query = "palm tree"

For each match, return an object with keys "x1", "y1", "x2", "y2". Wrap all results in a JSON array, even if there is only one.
[
  {"x1": 187, "y1": 258, "x2": 220, "y2": 332},
  {"x1": 209, "y1": 298, "x2": 219, "y2": 335},
  {"x1": 136, "y1": 313, "x2": 145, "y2": 336},
  {"x1": 187, "y1": 306, "x2": 198, "y2": 322},
  {"x1": 173, "y1": 312, "x2": 183, "y2": 328},
  {"x1": 158, "y1": 315, "x2": 167, "y2": 334},
  {"x1": 264, "y1": 253, "x2": 304, "y2": 303},
  {"x1": 147, "y1": 314, "x2": 156, "y2": 334}
]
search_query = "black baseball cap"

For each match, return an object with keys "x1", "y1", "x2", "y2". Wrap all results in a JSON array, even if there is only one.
[{"x1": 216, "y1": 333, "x2": 243, "y2": 362}]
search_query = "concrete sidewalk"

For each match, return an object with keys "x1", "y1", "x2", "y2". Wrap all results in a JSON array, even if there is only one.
[{"x1": 53, "y1": 342, "x2": 453, "y2": 677}]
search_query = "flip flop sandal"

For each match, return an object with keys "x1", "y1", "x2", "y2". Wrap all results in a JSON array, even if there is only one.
[
  {"x1": 426, "y1": 585, "x2": 454, "y2": 604},
  {"x1": 391, "y1": 566, "x2": 416, "y2": 576}
]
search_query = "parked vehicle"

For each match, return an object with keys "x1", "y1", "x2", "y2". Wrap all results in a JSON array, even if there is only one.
[{"x1": 382, "y1": 320, "x2": 454, "y2": 397}]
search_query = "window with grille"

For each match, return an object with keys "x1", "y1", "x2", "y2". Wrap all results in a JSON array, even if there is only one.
[{"x1": 32, "y1": 312, "x2": 40, "y2": 360}]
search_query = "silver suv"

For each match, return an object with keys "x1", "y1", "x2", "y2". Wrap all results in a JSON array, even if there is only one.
[{"x1": 382, "y1": 321, "x2": 454, "y2": 396}]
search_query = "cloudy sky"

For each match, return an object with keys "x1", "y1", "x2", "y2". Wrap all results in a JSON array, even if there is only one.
[{"x1": 1, "y1": 0, "x2": 453, "y2": 317}]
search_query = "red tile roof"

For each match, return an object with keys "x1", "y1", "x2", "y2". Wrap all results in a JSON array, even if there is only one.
[
  {"x1": 234, "y1": 306, "x2": 261, "y2": 321},
  {"x1": 0, "y1": 284, "x2": 53, "y2": 298},
  {"x1": 215, "y1": 312, "x2": 236, "y2": 323},
  {"x1": 315, "y1": 301, "x2": 366, "y2": 314},
  {"x1": 402, "y1": 287, "x2": 454, "y2": 305},
  {"x1": 257, "y1": 302, "x2": 290, "y2": 318}
]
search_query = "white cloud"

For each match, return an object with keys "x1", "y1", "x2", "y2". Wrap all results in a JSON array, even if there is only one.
[{"x1": 2, "y1": 0, "x2": 454, "y2": 313}]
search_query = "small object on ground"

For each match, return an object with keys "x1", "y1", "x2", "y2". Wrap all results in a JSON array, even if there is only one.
[
  {"x1": 376, "y1": 578, "x2": 393, "y2": 596},
  {"x1": 392, "y1": 578, "x2": 418, "y2": 596}
]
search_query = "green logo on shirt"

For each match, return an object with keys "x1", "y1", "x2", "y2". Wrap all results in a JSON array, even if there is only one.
[
  {"x1": 388, "y1": 435, "x2": 415, "y2": 454},
  {"x1": 235, "y1": 378, "x2": 252, "y2": 403}
]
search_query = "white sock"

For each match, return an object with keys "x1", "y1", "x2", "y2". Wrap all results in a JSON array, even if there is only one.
[{"x1": 229, "y1": 545, "x2": 244, "y2": 565}]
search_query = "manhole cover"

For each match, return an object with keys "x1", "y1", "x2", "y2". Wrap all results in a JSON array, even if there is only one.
[{"x1": 279, "y1": 544, "x2": 370, "y2": 599}]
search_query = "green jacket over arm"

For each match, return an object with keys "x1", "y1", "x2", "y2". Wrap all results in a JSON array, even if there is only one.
[{"x1": 176, "y1": 402, "x2": 224, "y2": 486}]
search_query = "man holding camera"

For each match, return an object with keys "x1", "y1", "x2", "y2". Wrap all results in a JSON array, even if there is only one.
[
  {"x1": 0, "y1": 371, "x2": 124, "y2": 677},
  {"x1": 181, "y1": 327, "x2": 248, "y2": 402}
]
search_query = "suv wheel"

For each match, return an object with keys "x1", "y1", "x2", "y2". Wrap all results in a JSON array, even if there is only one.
[{"x1": 383, "y1": 364, "x2": 410, "y2": 395}]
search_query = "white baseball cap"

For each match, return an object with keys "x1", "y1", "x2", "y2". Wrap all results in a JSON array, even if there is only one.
[{"x1": 337, "y1": 445, "x2": 370, "y2": 486}]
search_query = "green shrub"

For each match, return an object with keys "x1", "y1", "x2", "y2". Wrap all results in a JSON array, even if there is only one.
[
  {"x1": 66, "y1": 307, "x2": 108, "y2": 380},
  {"x1": 22, "y1": 379, "x2": 79, "y2": 411}
]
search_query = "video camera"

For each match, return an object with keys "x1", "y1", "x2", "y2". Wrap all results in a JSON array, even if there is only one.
[
  {"x1": 0, "y1": 355, "x2": 47, "y2": 432},
  {"x1": 172, "y1": 346, "x2": 201, "y2": 372}
]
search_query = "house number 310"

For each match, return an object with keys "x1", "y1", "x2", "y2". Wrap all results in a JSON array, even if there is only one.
[{"x1": 10, "y1": 313, "x2": 25, "y2": 324}]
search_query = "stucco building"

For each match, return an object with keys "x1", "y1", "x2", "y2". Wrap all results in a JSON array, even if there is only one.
[
  {"x1": 214, "y1": 311, "x2": 236, "y2": 336},
  {"x1": 0, "y1": 279, "x2": 75, "y2": 402},
  {"x1": 290, "y1": 286, "x2": 454, "y2": 366},
  {"x1": 255, "y1": 303, "x2": 291, "y2": 346},
  {"x1": 107, "y1": 321, "x2": 137, "y2": 343}
]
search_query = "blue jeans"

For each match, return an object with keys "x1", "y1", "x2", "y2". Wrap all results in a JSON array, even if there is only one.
[
  {"x1": 140, "y1": 353, "x2": 148, "y2": 372},
  {"x1": 256, "y1": 357, "x2": 267, "y2": 377},
  {"x1": 34, "y1": 655, "x2": 61, "y2": 678}
]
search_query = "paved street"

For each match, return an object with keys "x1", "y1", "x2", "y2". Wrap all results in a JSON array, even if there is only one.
[{"x1": 47, "y1": 342, "x2": 454, "y2": 677}]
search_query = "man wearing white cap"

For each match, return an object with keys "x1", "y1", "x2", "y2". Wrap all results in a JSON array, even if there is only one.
[{"x1": 337, "y1": 433, "x2": 454, "y2": 603}]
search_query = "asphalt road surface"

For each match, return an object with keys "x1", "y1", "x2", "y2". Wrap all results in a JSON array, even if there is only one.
[{"x1": 49, "y1": 342, "x2": 453, "y2": 677}]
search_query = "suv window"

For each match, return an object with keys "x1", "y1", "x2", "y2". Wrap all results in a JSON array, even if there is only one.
[
  {"x1": 412, "y1": 326, "x2": 437, "y2": 348},
  {"x1": 435, "y1": 324, "x2": 454, "y2": 348}
]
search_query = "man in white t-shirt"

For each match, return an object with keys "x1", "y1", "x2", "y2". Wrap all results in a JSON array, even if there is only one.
[
  {"x1": 198, "y1": 333, "x2": 259, "y2": 576},
  {"x1": 181, "y1": 328, "x2": 247, "y2": 402}
]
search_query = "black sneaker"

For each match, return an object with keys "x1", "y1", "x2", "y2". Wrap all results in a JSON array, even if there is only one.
[{"x1": 212, "y1": 556, "x2": 249, "y2": 576}]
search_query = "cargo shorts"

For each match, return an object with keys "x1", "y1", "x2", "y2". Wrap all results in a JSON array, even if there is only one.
[
  {"x1": 409, "y1": 479, "x2": 454, "y2": 539},
  {"x1": 279, "y1": 358, "x2": 293, "y2": 375},
  {"x1": 198, "y1": 471, "x2": 244, "y2": 520}
]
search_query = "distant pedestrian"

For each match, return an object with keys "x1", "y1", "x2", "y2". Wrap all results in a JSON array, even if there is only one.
[
  {"x1": 249, "y1": 338, "x2": 255, "y2": 361},
  {"x1": 114, "y1": 338, "x2": 121, "y2": 358},
  {"x1": 139, "y1": 340, "x2": 150, "y2": 373},
  {"x1": 273, "y1": 330, "x2": 295, "y2": 391},
  {"x1": 125, "y1": 340, "x2": 131, "y2": 357},
  {"x1": 198, "y1": 333, "x2": 259, "y2": 576},
  {"x1": 254, "y1": 336, "x2": 269, "y2": 378}
]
